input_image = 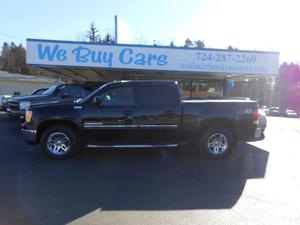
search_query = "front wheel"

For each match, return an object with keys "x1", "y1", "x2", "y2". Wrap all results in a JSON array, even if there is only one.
[
  {"x1": 41, "y1": 125, "x2": 77, "y2": 159},
  {"x1": 200, "y1": 127, "x2": 233, "y2": 158}
]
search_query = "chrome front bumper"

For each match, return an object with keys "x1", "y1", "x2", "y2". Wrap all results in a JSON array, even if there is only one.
[
  {"x1": 7, "y1": 108, "x2": 25, "y2": 118},
  {"x1": 21, "y1": 128, "x2": 37, "y2": 144}
]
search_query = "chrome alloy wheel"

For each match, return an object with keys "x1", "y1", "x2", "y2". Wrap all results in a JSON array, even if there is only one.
[
  {"x1": 47, "y1": 132, "x2": 71, "y2": 155},
  {"x1": 207, "y1": 133, "x2": 229, "y2": 155}
]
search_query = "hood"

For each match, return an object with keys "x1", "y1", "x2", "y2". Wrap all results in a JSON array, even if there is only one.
[
  {"x1": 1, "y1": 95, "x2": 12, "y2": 98},
  {"x1": 29, "y1": 101, "x2": 76, "y2": 110},
  {"x1": 11, "y1": 95, "x2": 81, "y2": 104},
  {"x1": 10, "y1": 95, "x2": 48, "y2": 102}
]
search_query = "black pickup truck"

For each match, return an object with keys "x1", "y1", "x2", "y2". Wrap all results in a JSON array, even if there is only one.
[{"x1": 21, "y1": 80, "x2": 261, "y2": 159}]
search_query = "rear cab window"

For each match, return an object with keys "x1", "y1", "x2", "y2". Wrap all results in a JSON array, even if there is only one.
[{"x1": 135, "y1": 84, "x2": 176, "y2": 106}]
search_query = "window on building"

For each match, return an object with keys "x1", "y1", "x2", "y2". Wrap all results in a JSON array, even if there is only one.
[{"x1": 177, "y1": 79, "x2": 223, "y2": 99}]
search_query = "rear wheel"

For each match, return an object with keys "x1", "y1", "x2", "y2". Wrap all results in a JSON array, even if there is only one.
[
  {"x1": 41, "y1": 125, "x2": 77, "y2": 159},
  {"x1": 200, "y1": 127, "x2": 233, "y2": 158}
]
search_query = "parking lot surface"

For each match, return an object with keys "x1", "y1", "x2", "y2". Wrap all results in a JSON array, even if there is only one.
[{"x1": 0, "y1": 115, "x2": 300, "y2": 225}]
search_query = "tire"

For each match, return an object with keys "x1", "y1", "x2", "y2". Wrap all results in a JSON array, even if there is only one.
[
  {"x1": 199, "y1": 127, "x2": 233, "y2": 159},
  {"x1": 41, "y1": 125, "x2": 77, "y2": 159}
]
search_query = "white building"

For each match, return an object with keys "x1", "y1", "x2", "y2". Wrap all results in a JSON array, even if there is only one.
[{"x1": 0, "y1": 71, "x2": 60, "y2": 96}]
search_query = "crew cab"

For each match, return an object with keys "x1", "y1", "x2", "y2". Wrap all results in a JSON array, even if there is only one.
[
  {"x1": 7, "y1": 84, "x2": 93, "y2": 119},
  {"x1": 21, "y1": 80, "x2": 261, "y2": 159}
]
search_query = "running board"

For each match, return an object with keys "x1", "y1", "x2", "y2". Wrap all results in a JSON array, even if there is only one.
[{"x1": 86, "y1": 144, "x2": 178, "y2": 148}]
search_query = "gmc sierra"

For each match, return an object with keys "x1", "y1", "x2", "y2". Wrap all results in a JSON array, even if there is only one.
[{"x1": 21, "y1": 80, "x2": 261, "y2": 159}]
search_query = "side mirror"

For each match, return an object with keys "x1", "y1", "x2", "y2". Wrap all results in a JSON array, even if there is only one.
[
  {"x1": 61, "y1": 92, "x2": 71, "y2": 98},
  {"x1": 93, "y1": 96, "x2": 103, "y2": 107}
]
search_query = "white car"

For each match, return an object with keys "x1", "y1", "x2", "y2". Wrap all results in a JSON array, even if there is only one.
[
  {"x1": 0, "y1": 95, "x2": 12, "y2": 111},
  {"x1": 258, "y1": 109, "x2": 267, "y2": 134},
  {"x1": 284, "y1": 109, "x2": 298, "y2": 118}
]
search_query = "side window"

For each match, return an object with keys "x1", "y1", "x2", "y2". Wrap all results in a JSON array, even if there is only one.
[
  {"x1": 63, "y1": 86, "x2": 84, "y2": 98},
  {"x1": 35, "y1": 89, "x2": 46, "y2": 95},
  {"x1": 99, "y1": 86, "x2": 134, "y2": 106},
  {"x1": 135, "y1": 85, "x2": 174, "y2": 106}
]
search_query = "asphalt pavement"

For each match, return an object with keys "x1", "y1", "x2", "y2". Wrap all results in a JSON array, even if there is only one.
[{"x1": 0, "y1": 115, "x2": 300, "y2": 225}]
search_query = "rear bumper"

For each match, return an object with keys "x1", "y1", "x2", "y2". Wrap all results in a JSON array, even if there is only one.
[
  {"x1": 237, "y1": 123, "x2": 263, "y2": 141},
  {"x1": 21, "y1": 128, "x2": 37, "y2": 144},
  {"x1": 240, "y1": 126, "x2": 264, "y2": 142},
  {"x1": 254, "y1": 126, "x2": 263, "y2": 138}
]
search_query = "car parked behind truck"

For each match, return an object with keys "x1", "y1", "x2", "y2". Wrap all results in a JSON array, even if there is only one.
[
  {"x1": 21, "y1": 80, "x2": 260, "y2": 159},
  {"x1": 7, "y1": 84, "x2": 94, "y2": 119},
  {"x1": 1, "y1": 88, "x2": 48, "y2": 111},
  {"x1": 0, "y1": 95, "x2": 12, "y2": 111}
]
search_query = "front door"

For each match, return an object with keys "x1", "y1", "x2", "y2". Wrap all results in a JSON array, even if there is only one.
[{"x1": 82, "y1": 84, "x2": 138, "y2": 146}]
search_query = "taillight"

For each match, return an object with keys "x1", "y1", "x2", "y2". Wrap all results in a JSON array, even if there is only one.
[{"x1": 253, "y1": 108, "x2": 259, "y2": 124}]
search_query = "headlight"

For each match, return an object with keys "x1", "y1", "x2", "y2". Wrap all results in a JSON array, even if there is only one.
[
  {"x1": 19, "y1": 101, "x2": 31, "y2": 110},
  {"x1": 25, "y1": 111, "x2": 33, "y2": 122}
]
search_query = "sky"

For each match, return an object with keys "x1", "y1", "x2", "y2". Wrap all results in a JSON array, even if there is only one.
[{"x1": 0, "y1": 0, "x2": 299, "y2": 63}]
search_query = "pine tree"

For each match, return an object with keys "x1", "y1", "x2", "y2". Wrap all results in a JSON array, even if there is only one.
[
  {"x1": 1, "y1": 42, "x2": 10, "y2": 71},
  {"x1": 85, "y1": 22, "x2": 101, "y2": 42},
  {"x1": 1, "y1": 42, "x2": 36, "y2": 74},
  {"x1": 103, "y1": 33, "x2": 115, "y2": 44},
  {"x1": 184, "y1": 38, "x2": 193, "y2": 47},
  {"x1": 194, "y1": 40, "x2": 205, "y2": 48},
  {"x1": 228, "y1": 45, "x2": 238, "y2": 51}
]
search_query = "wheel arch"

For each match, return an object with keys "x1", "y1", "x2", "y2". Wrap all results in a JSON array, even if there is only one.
[
  {"x1": 36, "y1": 119, "x2": 80, "y2": 143},
  {"x1": 198, "y1": 117, "x2": 237, "y2": 143}
]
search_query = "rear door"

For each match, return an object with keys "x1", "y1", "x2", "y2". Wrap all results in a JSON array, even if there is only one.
[{"x1": 134, "y1": 83, "x2": 181, "y2": 144}]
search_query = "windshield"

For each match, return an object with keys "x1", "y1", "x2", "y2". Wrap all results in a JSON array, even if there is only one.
[
  {"x1": 42, "y1": 85, "x2": 59, "y2": 96},
  {"x1": 31, "y1": 88, "x2": 47, "y2": 95}
]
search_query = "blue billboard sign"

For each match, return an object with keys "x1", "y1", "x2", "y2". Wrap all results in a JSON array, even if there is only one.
[{"x1": 27, "y1": 39, "x2": 279, "y2": 75}]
